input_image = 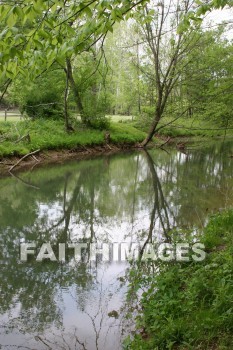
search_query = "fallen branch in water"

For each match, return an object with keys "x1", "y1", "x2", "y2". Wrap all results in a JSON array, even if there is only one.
[
  {"x1": 106, "y1": 143, "x2": 112, "y2": 150},
  {"x1": 9, "y1": 172, "x2": 40, "y2": 189},
  {"x1": 9, "y1": 149, "x2": 40, "y2": 172}
]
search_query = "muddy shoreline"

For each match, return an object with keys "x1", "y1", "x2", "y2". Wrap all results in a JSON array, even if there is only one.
[{"x1": 0, "y1": 143, "x2": 144, "y2": 177}]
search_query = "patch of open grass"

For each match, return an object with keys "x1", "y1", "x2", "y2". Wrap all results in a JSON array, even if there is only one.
[
  {"x1": 157, "y1": 116, "x2": 233, "y2": 138},
  {"x1": 110, "y1": 123, "x2": 145, "y2": 143},
  {"x1": 0, "y1": 116, "x2": 22, "y2": 122},
  {"x1": 0, "y1": 110, "x2": 22, "y2": 122},
  {"x1": 108, "y1": 115, "x2": 134, "y2": 123},
  {"x1": 0, "y1": 119, "x2": 146, "y2": 158}
]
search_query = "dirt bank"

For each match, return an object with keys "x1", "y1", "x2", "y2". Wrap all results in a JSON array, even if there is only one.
[{"x1": 0, "y1": 143, "x2": 142, "y2": 177}]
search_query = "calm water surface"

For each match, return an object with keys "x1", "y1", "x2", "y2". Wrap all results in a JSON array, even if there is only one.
[{"x1": 0, "y1": 141, "x2": 233, "y2": 349}]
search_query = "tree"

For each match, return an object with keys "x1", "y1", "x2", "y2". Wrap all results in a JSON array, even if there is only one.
[
  {"x1": 195, "y1": 0, "x2": 232, "y2": 16},
  {"x1": 68, "y1": 48, "x2": 111, "y2": 126},
  {"x1": 132, "y1": 0, "x2": 203, "y2": 146},
  {"x1": 179, "y1": 28, "x2": 233, "y2": 126},
  {"x1": 103, "y1": 22, "x2": 143, "y2": 116}
]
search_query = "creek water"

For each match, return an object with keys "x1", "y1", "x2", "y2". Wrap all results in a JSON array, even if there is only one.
[{"x1": 0, "y1": 140, "x2": 233, "y2": 349}]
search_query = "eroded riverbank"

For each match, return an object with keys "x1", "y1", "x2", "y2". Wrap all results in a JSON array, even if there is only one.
[{"x1": 1, "y1": 135, "x2": 232, "y2": 176}]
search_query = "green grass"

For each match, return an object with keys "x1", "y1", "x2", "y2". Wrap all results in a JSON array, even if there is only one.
[
  {"x1": 158, "y1": 117, "x2": 233, "y2": 138},
  {"x1": 1, "y1": 114, "x2": 231, "y2": 158},
  {"x1": 0, "y1": 116, "x2": 22, "y2": 122},
  {"x1": 0, "y1": 119, "x2": 146, "y2": 158},
  {"x1": 125, "y1": 210, "x2": 233, "y2": 350},
  {"x1": 0, "y1": 110, "x2": 22, "y2": 122},
  {"x1": 108, "y1": 115, "x2": 134, "y2": 123},
  {"x1": 110, "y1": 123, "x2": 145, "y2": 143}
]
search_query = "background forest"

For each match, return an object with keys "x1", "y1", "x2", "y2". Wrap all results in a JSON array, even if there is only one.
[{"x1": 0, "y1": 0, "x2": 232, "y2": 147}]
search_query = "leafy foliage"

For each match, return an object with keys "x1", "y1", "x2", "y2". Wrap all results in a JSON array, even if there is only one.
[
  {"x1": 0, "y1": 0, "x2": 148, "y2": 79},
  {"x1": 125, "y1": 210, "x2": 233, "y2": 349},
  {"x1": 11, "y1": 70, "x2": 65, "y2": 119}
]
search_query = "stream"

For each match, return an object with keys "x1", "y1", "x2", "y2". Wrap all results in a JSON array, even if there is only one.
[{"x1": 0, "y1": 140, "x2": 233, "y2": 349}]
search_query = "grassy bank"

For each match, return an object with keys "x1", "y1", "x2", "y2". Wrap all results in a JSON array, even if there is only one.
[
  {"x1": 0, "y1": 119, "x2": 146, "y2": 158},
  {"x1": 1, "y1": 116, "x2": 232, "y2": 159},
  {"x1": 125, "y1": 210, "x2": 233, "y2": 350}
]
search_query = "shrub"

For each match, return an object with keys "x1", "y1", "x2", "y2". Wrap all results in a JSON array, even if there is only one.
[{"x1": 22, "y1": 93, "x2": 63, "y2": 120}]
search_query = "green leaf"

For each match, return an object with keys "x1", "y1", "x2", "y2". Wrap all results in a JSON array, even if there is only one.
[
  {"x1": 13, "y1": 6, "x2": 24, "y2": 19},
  {"x1": 85, "y1": 6, "x2": 92, "y2": 17},
  {"x1": 7, "y1": 12, "x2": 17, "y2": 28},
  {"x1": 9, "y1": 47, "x2": 17, "y2": 58}
]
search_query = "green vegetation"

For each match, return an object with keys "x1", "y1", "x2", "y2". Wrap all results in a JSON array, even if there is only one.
[
  {"x1": 0, "y1": 119, "x2": 146, "y2": 157},
  {"x1": 13, "y1": 70, "x2": 65, "y2": 120},
  {"x1": 1, "y1": 1, "x2": 232, "y2": 146},
  {"x1": 125, "y1": 210, "x2": 233, "y2": 350},
  {"x1": 1, "y1": 115, "x2": 233, "y2": 158},
  {"x1": 134, "y1": 116, "x2": 233, "y2": 138}
]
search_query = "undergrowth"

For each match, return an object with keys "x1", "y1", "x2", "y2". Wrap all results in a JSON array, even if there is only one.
[
  {"x1": 124, "y1": 210, "x2": 233, "y2": 350},
  {"x1": 0, "y1": 119, "x2": 146, "y2": 158}
]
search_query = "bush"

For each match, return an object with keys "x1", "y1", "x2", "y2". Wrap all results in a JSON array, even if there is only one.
[
  {"x1": 9, "y1": 69, "x2": 65, "y2": 120},
  {"x1": 22, "y1": 90, "x2": 64, "y2": 120},
  {"x1": 84, "y1": 114, "x2": 110, "y2": 130}
]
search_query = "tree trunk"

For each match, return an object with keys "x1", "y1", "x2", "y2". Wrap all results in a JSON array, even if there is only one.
[
  {"x1": 65, "y1": 58, "x2": 84, "y2": 121},
  {"x1": 140, "y1": 109, "x2": 161, "y2": 147},
  {"x1": 136, "y1": 40, "x2": 141, "y2": 114},
  {"x1": 64, "y1": 68, "x2": 70, "y2": 131}
]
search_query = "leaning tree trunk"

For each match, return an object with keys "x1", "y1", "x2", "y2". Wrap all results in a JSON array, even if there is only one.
[{"x1": 141, "y1": 109, "x2": 161, "y2": 147}]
